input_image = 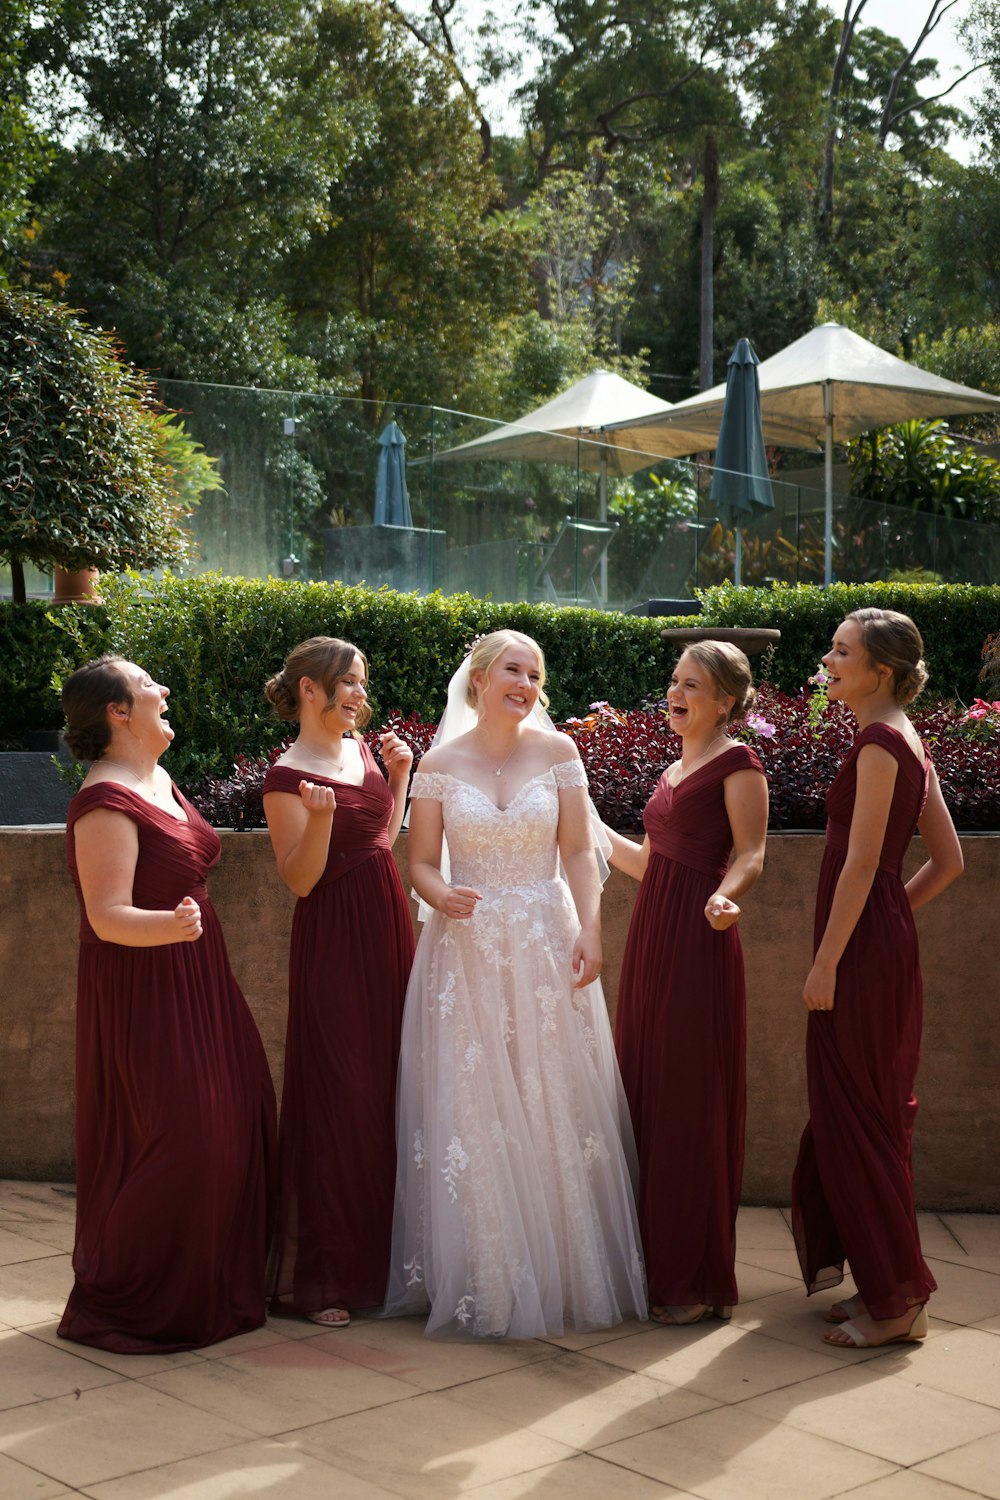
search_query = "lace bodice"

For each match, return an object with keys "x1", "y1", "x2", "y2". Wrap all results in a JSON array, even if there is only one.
[{"x1": 410, "y1": 762, "x2": 586, "y2": 890}]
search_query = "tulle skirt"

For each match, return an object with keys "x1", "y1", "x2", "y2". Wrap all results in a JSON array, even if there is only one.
[{"x1": 384, "y1": 877, "x2": 647, "y2": 1339}]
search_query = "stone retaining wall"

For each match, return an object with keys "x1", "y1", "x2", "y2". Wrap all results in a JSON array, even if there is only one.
[{"x1": 1, "y1": 828, "x2": 996, "y2": 1209}]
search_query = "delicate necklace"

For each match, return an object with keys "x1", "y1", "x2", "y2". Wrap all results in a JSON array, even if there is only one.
[
  {"x1": 100, "y1": 758, "x2": 157, "y2": 794},
  {"x1": 479, "y1": 732, "x2": 519, "y2": 778},
  {"x1": 680, "y1": 733, "x2": 729, "y2": 779}
]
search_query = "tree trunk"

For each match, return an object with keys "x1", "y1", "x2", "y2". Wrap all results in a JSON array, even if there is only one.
[
  {"x1": 699, "y1": 132, "x2": 720, "y2": 392},
  {"x1": 9, "y1": 558, "x2": 26, "y2": 605}
]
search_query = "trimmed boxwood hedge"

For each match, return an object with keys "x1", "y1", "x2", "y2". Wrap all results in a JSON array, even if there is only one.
[
  {"x1": 697, "y1": 581, "x2": 1000, "y2": 700},
  {"x1": 2, "y1": 574, "x2": 997, "y2": 783}
]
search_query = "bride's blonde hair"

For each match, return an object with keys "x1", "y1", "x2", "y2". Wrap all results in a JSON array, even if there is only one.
[{"x1": 465, "y1": 630, "x2": 550, "y2": 711}]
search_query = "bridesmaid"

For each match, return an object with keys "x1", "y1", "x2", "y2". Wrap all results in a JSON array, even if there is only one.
[
  {"x1": 604, "y1": 642, "x2": 768, "y2": 1325},
  {"x1": 60, "y1": 656, "x2": 276, "y2": 1353},
  {"x1": 263, "y1": 637, "x2": 414, "y2": 1327},
  {"x1": 793, "y1": 608, "x2": 963, "y2": 1349}
]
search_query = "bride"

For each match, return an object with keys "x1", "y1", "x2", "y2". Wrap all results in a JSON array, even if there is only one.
[{"x1": 384, "y1": 630, "x2": 647, "y2": 1338}]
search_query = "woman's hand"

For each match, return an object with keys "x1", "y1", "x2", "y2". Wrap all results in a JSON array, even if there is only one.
[
  {"x1": 298, "y1": 779, "x2": 336, "y2": 815},
  {"x1": 572, "y1": 927, "x2": 602, "y2": 989},
  {"x1": 705, "y1": 893, "x2": 740, "y2": 930},
  {"x1": 173, "y1": 896, "x2": 203, "y2": 942},
  {"x1": 381, "y1": 730, "x2": 414, "y2": 784},
  {"x1": 803, "y1": 959, "x2": 837, "y2": 1012},
  {"x1": 440, "y1": 885, "x2": 481, "y2": 920}
]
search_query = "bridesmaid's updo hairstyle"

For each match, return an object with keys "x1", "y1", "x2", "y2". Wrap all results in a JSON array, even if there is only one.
[
  {"x1": 682, "y1": 641, "x2": 756, "y2": 725},
  {"x1": 466, "y1": 630, "x2": 550, "y2": 711},
  {"x1": 264, "y1": 636, "x2": 372, "y2": 730},
  {"x1": 846, "y1": 607, "x2": 928, "y2": 706},
  {"x1": 61, "y1": 656, "x2": 134, "y2": 762}
]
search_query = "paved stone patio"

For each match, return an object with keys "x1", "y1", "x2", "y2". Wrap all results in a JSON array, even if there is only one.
[{"x1": 1, "y1": 1180, "x2": 999, "y2": 1498}]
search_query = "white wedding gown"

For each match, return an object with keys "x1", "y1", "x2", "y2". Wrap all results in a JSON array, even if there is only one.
[{"x1": 384, "y1": 761, "x2": 647, "y2": 1339}]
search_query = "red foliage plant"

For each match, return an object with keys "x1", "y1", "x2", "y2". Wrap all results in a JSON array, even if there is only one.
[{"x1": 188, "y1": 690, "x2": 1000, "y2": 833}]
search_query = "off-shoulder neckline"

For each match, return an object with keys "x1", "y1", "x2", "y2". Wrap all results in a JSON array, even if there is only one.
[
  {"x1": 74, "y1": 778, "x2": 190, "y2": 825},
  {"x1": 414, "y1": 764, "x2": 575, "y2": 814}
]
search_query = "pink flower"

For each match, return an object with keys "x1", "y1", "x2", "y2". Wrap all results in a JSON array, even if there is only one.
[{"x1": 746, "y1": 712, "x2": 777, "y2": 739}]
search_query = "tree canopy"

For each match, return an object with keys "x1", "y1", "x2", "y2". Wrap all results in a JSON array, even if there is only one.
[{"x1": 1, "y1": 0, "x2": 997, "y2": 414}]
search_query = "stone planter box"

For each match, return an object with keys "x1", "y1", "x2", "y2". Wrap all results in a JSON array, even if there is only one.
[{"x1": 0, "y1": 827, "x2": 996, "y2": 1210}]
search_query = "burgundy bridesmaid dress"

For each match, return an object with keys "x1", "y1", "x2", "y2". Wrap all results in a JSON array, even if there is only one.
[
  {"x1": 615, "y1": 744, "x2": 765, "y2": 1309},
  {"x1": 793, "y1": 722, "x2": 937, "y2": 1321},
  {"x1": 265, "y1": 741, "x2": 414, "y2": 1315},
  {"x1": 60, "y1": 783, "x2": 277, "y2": 1353}
]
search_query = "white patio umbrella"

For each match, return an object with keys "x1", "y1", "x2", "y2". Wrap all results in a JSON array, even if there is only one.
[
  {"x1": 610, "y1": 323, "x2": 1000, "y2": 585},
  {"x1": 433, "y1": 368, "x2": 674, "y2": 601},
  {"x1": 434, "y1": 368, "x2": 674, "y2": 481}
]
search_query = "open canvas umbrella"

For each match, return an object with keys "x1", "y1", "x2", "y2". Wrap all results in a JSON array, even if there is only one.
[
  {"x1": 610, "y1": 323, "x2": 1000, "y2": 585},
  {"x1": 433, "y1": 369, "x2": 673, "y2": 480},
  {"x1": 433, "y1": 369, "x2": 674, "y2": 603},
  {"x1": 709, "y1": 339, "x2": 774, "y2": 585},
  {"x1": 374, "y1": 421, "x2": 413, "y2": 527}
]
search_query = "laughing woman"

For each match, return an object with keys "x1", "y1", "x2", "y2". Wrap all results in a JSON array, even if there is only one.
[
  {"x1": 263, "y1": 637, "x2": 414, "y2": 1329},
  {"x1": 604, "y1": 642, "x2": 768, "y2": 1327},
  {"x1": 60, "y1": 657, "x2": 276, "y2": 1353},
  {"x1": 793, "y1": 608, "x2": 963, "y2": 1350}
]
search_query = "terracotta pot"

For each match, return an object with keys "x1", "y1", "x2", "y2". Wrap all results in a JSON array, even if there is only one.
[{"x1": 53, "y1": 566, "x2": 101, "y2": 604}]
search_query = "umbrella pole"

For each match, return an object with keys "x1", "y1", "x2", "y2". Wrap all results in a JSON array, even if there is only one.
[
  {"x1": 599, "y1": 452, "x2": 608, "y2": 606},
  {"x1": 823, "y1": 383, "x2": 834, "y2": 587},
  {"x1": 735, "y1": 526, "x2": 742, "y2": 587}
]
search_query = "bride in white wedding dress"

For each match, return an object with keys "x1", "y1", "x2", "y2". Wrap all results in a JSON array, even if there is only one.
[{"x1": 384, "y1": 630, "x2": 647, "y2": 1339}]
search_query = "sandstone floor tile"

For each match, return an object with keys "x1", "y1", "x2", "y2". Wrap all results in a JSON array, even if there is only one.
[
  {"x1": 310, "y1": 1313, "x2": 559, "y2": 1392},
  {"x1": 923, "y1": 1257, "x2": 1000, "y2": 1325},
  {"x1": 940, "y1": 1214, "x2": 1000, "y2": 1257},
  {"x1": 929, "y1": 1252, "x2": 1000, "y2": 1275},
  {"x1": 915, "y1": 1214, "x2": 965, "y2": 1257},
  {"x1": 0, "y1": 1327, "x2": 121, "y2": 1410},
  {"x1": 22, "y1": 1321, "x2": 206, "y2": 1378},
  {"x1": 2, "y1": 1220, "x2": 77, "y2": 1254},
  {"x1": 588, "y1": 1320, "x2": 844, "y2": 1403},
  {"x1": 540, "y1": 1316, "x2": 658, "y2": 1353},
  {"x1": 143, "y1": 1338, "x2": 415, "y2": 1436},
  {"x1": 445, "y1": 1349, "x2": 719, "y2": 1451},
  {"x1": 734, "y1": 1247, "x2": 805, "y2": 1281},
  {"x1": 193, "y1": 1322, "x2": 298, "y2": 1360},
  {"x1": 0, "y1": 1253, "x2": 72, "y2": 1326},
  {"x1": 81, "y1": 1436, "x2": 399, "y2": 1500},
  {"x1": 734, "y1": 1208, "x2": 795, "y2": 1251},
  {"x1": 470, "y1": 1451, "x2": 690, "y2": 1497},
  {"x1": 731, "y1": 1260, "x2": 803, "y2": 1303},
  {"x1": 917, "y1": 1429, "x2": 1000, "y2": 1500},
  {"x1": 0, "y1": 1450, "x2": 70, "y2": 1500},
  {"x1": 593, "y1": 1404, "x2": 895, "y2": 1499},
  {"x1": 290, "y1": 1389, "x2": 576, "y2": 1498},
  {"x1": 890, "y1": 1324, "x2": 1000, "y2": 1407},
  {"x1": 842, "y1": 1471, "x2": 988, "y2": 1500},
  {"x1": 0, "y1": 1380, "x2": 255, "y2": 1487},
  {"x1": 743, "y1": 1359, "x2": 1000, "y2": 1466},
  {"x1": 0, "y1": 1227, "x2": 66, "y2": 1267},
  {"x1": 0, "y1": 1184, "x2": 76, "y2": 1222}
]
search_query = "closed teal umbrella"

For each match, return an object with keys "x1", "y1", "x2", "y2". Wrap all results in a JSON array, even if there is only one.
[
  {"x1": 374, "y1": 421, "x2": 413, "y2": 527},
  {"x1": 709, "y1": 339, "x2": 774, "y2": 584}
]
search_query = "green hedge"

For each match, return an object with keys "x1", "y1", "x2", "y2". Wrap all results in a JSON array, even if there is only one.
[
  {"x1": 2, "y1": 575, "x2": 996, "y2": 781},
  {"x1": 0, "y1": 600, "x2": 108, "y2": 739},
  {"x1": 697, "y1": 581, "x2": 1000, "y2": 701},
  {"x1": 9, "y1": 574, "x2": 671, "y2": 785}
]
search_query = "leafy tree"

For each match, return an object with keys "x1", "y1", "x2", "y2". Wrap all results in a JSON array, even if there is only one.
[
  {"x1": 0, "y1": 290, "x2": 192, "y2": 602},
  {"x1": 0, "y1": 1, "x2": 56, "y2": 275},
  {"x1": 284, "y1": 0, "x2": 531, "y2": 412},
  {"x1": 31, "y1": 0, "x2": 353, "y2": 384}
]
